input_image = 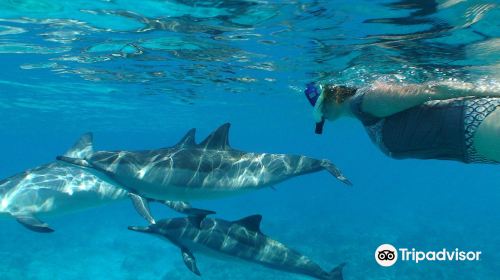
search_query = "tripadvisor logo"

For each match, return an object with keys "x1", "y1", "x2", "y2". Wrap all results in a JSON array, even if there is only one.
[
  {"x1": 375, "y1": 244, "x2": 482, "y2": 267},
  {"x1": 375, "y1": 244, "x2": 398, "y2": 267}
]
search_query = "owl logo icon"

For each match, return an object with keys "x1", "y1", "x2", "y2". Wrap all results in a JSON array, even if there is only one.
[
  {"x1": 378, "y1": 250, "x2": 396, "y2": 261},
  {"x1": 375, "y1": 244, "x2": 398, "y2": 267}
]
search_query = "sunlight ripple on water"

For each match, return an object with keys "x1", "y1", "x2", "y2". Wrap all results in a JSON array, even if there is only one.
[{"x1": 0, "y1": 0, "x2": 498, "y2": 130}]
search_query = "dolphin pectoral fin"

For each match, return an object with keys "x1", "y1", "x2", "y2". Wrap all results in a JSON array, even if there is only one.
[
  {"x1": 13, "y1": 213, "x2": 54, "y2": 233},
  {"x1": 162, "y1": 200, "x2": 216, "y2": 216},
  {"x1": 128, "y1": 193, "x2": 156, "y2": 224},
  {"x1": 320, "y1": 160, "x2": 352, "y2": 186},
  {"x1": 181, "y1": 247, "x2": 201, "y2": 276}
]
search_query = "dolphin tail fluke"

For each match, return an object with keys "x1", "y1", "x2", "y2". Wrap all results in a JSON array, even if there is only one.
[
  {"x1": 320, "y1": 160, "x2": 352, "y2": 186},
  {"x1": 324, "y1": 263, "x2": 346, "y2": 280}
]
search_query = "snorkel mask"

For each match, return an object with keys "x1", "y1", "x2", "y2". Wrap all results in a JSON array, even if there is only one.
[{"x1": 304, "y1": 82, "x2": 325, "y2": 134}]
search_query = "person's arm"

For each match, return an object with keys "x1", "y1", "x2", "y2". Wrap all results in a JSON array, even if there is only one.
[
  {"x1": 431, "y1": 80, "x2": 499, "y2": 98},
  {"x1": 361, "y1": 81, "x2": 500, "y2": 118}
]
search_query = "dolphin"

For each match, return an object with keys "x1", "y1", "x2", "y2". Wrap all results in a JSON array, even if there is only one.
[
  {"x1": 57, "y1": 123, "x2": 350, "y2": 221},
  {"x1": 0, "y1": 134, "x2": 213, "y2": 233},
  {"x1": 129, "y1": 214, "x2": 345, "y2": 280}
]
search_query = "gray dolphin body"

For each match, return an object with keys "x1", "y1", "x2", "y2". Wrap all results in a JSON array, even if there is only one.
[
  {"x1": 58, "y1": 123, "x2": 350, "y2": 204},
  {"x1": 0, "y1": 160, "x2": 127, "y2": 233},
  {"x1": 0, "y1": 135, "x2": 211, "y2": 233},
  {"x1": 129, "y1": 214, "x2": 344, "y2": 280}
]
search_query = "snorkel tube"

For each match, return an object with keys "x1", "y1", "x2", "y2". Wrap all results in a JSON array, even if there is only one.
[
  {"x1": 315, "y1": 118, "x2": 325, "y2": 134},
  {"x1": 305, "y1": 82, "x2": 325, "y2": 134}
]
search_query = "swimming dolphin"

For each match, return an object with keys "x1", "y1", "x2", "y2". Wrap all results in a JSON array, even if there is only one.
[
  {"x1": 129, "y1": 214, "x2": 345, "y2": 280},
  {"x1": 0, "y1": 152, "x2": 127, "y2": 232},
  {"x1": 57, "y1": 123, "x2": 350, "y2": 221},
  {"x1": 0, "y1": 135, "x2": 213, "y2": 233}
]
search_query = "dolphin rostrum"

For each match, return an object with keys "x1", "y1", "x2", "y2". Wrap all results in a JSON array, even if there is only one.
[
  {"x1": 129, "y1": 214, "x2": 345, "y2": 280},
  {"x1": 0, "y1": 134, "x2": 213, "y2": 233},
  {"x1": 57, "y1": 123, "x2": 351, "y2": 220}
]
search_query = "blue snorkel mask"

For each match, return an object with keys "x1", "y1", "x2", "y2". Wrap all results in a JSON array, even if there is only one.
[
  {"x1": 304, "y1": 82, "x2": 325, "y2": 134},
  {"x1": 305, "y1": 82, "x2": 320, "y2": 106}
]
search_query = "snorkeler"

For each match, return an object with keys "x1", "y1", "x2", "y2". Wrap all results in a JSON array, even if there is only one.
[{"x1": 305, "y1": 81, "x2": 500, "y2": 163}]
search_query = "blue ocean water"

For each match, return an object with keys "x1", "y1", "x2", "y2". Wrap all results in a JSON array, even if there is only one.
[{"x1": 0, "y1": 0, "x2": 499, "y2": 279}]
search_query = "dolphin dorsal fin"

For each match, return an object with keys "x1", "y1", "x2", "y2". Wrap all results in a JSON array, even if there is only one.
[
  {"x1": 175, "y1": 128, "x2": 196, "y2": 148},
  {"x1": 63, "y1": 132, "x2": 94, "y2": 159},
  {"x1": 234, "y1": 215, "x2": 263, "y2": 233},
  {"x1": 198, "y1": 123, "x2": 231, "y2": 150},
  {"x1": 188, "y1": 214, "x2": 207, "y2": 229}
]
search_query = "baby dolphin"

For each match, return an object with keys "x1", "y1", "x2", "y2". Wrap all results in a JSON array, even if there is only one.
[
  {"x1": 57, "y1": 123, "x2": 350, "y2": 221},
  {"x1": 0, "y1": 134, "x2": 212, "y2": 233},
  {"x1": 129, "y1": 214, "x2": 345, "y2": 280}
]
